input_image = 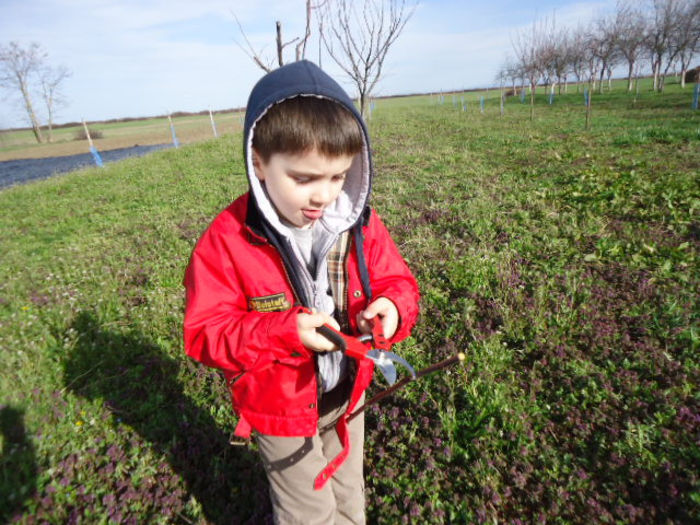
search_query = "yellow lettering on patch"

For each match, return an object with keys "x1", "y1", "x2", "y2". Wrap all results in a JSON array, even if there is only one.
[{"x1": 248, "y1": 293, "x2": 291, "y2": 313}]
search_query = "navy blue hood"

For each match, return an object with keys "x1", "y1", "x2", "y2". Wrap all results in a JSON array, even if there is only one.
[
  {"x1": 242, "y1": 60, "x2": 372, "y2": 238},
  {"x1": 243, "y1": 60, "x2": 369, "y2": 154}
]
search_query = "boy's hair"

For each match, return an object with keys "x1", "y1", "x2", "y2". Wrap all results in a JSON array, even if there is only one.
[{"x1": 252, "y1": 96, "x2": 363, "y2": 162}]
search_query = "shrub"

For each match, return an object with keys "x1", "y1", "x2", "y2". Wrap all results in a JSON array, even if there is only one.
[
  {"x1": 73, "y1": 128, "x2": 104, "y2": 141},
  {"x1": 683, "y1": 66, "x2": 700, "y2": 83}
]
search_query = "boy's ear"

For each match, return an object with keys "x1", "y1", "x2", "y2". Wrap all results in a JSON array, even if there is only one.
[{"x1": 251, "y1": 148, "x2": 265, "y2": 181}]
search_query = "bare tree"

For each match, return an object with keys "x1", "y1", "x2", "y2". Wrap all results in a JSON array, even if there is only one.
[
  {"x1": 583, "y1": 28, "x2": 601, "y2": 90},
  {"x1": 645, "y1": 0, "x2": 686, "y2": 91},
  {"x1": 568, "y1": 26, "x2": 588, "y2": 93},
  {"x1": 500, "y1": 56, "x2": 522, "y2": 95},
  {"x1": 39, "y1": 64, "x2": 71, "y2": 142},
  {"x1": 539, "y1": 28, "x2": 558, "y2": 96},
  {"x1": 616, "y1": 1, "x2": 649, "y2": 91},
  {"x1": 669, "y1": 0, "x2": 700, "y2": 88},
  {"x1": 0, "y1": 41, "x2": 47, "y2": 142},
  {"x1": 233, "y1": 1, "x2": 324, "y2": 72},
  {"x1": 512, "y1": 16, "x2": 550, "y2": 120},
  {"x1": 589, "y1": 13, "x2": 620, "y2": 93},
  {"x1": 319, "y1": 0, "x2": 416, "y2": 118},
  {"x1": 549, "y1": 27, "x2": 572, "y2": 94}
]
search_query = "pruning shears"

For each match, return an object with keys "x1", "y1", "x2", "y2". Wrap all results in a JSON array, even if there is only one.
[{"x1": 317, "y1": 318, "x2": 416, "y2": 386}]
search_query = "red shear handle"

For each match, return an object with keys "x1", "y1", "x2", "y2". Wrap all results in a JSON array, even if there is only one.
[
  {"x1": 316, "y1": 324, "x2": 369, "y2": 360},
  {"x1": 316, "y1": 325, "x2": 346, "y2": 351},
  {"x1": 370, "y1": 317, "x2": 390, "y2": 351}
]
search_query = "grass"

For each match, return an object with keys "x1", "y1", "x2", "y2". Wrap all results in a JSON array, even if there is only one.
[{"x1": 0, "y1": 77, "x2": 698, "y2": 523}]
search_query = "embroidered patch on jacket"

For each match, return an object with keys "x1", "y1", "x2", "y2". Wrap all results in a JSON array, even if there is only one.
[{"x1": 248, "y1": 293, "x2": 291, "y2": 313}]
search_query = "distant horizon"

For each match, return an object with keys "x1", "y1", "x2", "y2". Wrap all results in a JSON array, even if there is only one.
[{"x1": 4, "y1": 71, "x2": 660, "y2": 133}]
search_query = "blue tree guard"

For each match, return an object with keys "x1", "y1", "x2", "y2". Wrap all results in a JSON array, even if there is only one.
[
  {"x1": 480, "y1": 96, "x2": 485, "y2": 113},
  {"x1": 170, "y1": 119, "x2": 179, "y2": 148},
  {"x1": 209, "y1": 110, "x2": 218, "y2": 138},
  {"x1": 368, "y1": 100, "x2": 376, "y2": 119},
  {"x1": 520, "y1": 89, "x2": 526, "y2": 103},
  {"x1": 89, "y1": 145, "x2": 103, "y2": 167},
  {"x1": 549, "y1": 91, "x2": 554, "y2": 105},
  {"x1": 693, "y1": 83, "x2": 699, "y2": 110},
  {"x1": 584, "y1": 88, "x2": 590, "y2": 106}
]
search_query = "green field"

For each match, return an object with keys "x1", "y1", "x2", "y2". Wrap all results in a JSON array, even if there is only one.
[
  {"x1": 1, "y1": 78, "x2": 698, "y2": 523},
  {"x1": 0, "y1": 111, "x2": 245, "y2": 161}
]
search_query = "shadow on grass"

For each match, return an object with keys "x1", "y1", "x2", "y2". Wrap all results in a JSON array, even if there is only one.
[
  {"x1": 0, "y1": 405, "x2": 37, "y2": 522},
  {"x1": 62, "y1": 311, "x2": 272, "y2": 524}
]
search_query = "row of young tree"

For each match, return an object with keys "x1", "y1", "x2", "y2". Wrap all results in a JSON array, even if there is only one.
[
  {"x1": 502, "y1": 0, "x2": 700, "y2": 108},
  {"x1": 0, "y1": 42, "x2": 71, "y2": 143}
]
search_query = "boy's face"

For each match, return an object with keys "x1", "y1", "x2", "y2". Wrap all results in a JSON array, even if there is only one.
[{"x1": 252, "y1": 148, "x2": 354, "y2": 228}]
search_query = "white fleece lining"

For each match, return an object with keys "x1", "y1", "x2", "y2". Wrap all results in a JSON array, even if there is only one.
[{"x1": 245, "y1": 94, "x2": 371, "y2": 242}]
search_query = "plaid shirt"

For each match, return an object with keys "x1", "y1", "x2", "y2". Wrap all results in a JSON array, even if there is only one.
[{"x1": 327, "y1": 230, "x2": 351, "y2": 333}]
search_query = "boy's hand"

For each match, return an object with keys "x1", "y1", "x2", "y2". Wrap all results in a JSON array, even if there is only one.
[
  {"x1": 356, "y1": 297, "x2": 399, "y2": 339},
  {"x1": 297, "y1": 309, "x2": 341, "y2": 353}
]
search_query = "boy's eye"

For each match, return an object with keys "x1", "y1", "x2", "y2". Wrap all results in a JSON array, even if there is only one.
[{"x1": 333, "y1": 174, "x2": 347, "y2": 182}]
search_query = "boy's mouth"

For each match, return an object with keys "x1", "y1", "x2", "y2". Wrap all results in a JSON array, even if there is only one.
[{"x1": 302, "y1": 209, "x2": 323, "y2": 220}]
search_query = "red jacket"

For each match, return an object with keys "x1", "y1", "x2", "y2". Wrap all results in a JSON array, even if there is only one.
[{"x1": 183, "y1": 194, "x2": 419, "y2": 440}]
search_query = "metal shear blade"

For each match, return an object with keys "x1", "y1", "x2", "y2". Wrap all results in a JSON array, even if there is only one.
[
  {"x1": 366, "y1": 348, "x2": 416, "y2": 386},
  {"x1": 317, "y1": 323, "x2": 416, "y2": 386}
]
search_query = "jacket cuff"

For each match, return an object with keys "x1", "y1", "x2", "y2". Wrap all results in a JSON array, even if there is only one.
[
  {"x1": 262, "y1": 306, "x2": 314, "y2": 361},
  {"x1": 378, "y1": 290, "x2": 419, "y2": 343}
]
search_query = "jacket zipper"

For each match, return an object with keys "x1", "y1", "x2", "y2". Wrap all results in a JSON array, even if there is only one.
[{"x1": 269, "y1": 242, "x2": 323, "y2": 410}]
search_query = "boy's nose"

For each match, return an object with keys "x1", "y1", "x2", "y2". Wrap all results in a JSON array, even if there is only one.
[{"x1": 311, "y1": 183, "x2": 332, "y2": 205}]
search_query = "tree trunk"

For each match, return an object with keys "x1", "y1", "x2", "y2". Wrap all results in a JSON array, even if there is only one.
[
  {"x1": 359, "y1": 91, "x2": 368, "y2": 120},
  {"x1": 47, "y1": 105, "x2": 54, "y2": 142},
  {"x1": 276, "y1": 21, "x2": 284, "y2": 67},
  {"x1": 585, "y1": 81, "x2": 592, "y2": 130},
  {"x1": 530, "y1": 82, "x2": 535, "y2": 121},
  {"x1": 627, "y1": 62, "x2": 634, "y2": 91},
  {"x1": 653, "y1": 60, "x2": 660, "y2": 91},
  {"x1": 20, "y1": 83, "x2": 43, "y2": 143}
]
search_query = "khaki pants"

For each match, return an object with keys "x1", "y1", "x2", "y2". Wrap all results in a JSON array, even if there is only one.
[{"x1": 255, "y1": 381, "x2": 365, "y2": 525}]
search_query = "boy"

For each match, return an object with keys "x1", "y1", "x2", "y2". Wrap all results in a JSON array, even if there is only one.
[{"x1": 183, "y1": 60, "x2": 419, "y2": 524}]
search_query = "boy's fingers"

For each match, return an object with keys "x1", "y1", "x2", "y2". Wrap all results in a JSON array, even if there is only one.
[
  {"x1": 298, "y1": 311, "x2": 323, "y2": 328},
  {"x1": 320, "y1": 313, "x2": 340, "y2": 331},
  {"x1": 311, "y1": 332, "x2": 336, "y2": 352},
  {"x1": 302, "y1": 311, "x2": 340, "y2": 330}
]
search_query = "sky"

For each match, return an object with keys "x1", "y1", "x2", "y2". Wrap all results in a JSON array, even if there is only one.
[{"x1": 0, "y1": 0, "x2": 619, "y2": 129}]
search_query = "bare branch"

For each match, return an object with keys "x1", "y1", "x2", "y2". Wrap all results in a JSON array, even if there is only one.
[
  {"x1": 296, "y1": 0, "x2": 314, "y2": 61},
  {"x1": 231, "y1": 11, "x2": 274, "y2": 72},
  {"x1": 320, "y1": 0, "x2": 415, "y2": 118},
  {"x1": 39, "y1": 63, "x2": 71, "y2": 142}
]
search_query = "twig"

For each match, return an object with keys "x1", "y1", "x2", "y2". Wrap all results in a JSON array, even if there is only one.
[{"x1": 347, "y1": 352, "x2": 465, "y2": 422}]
